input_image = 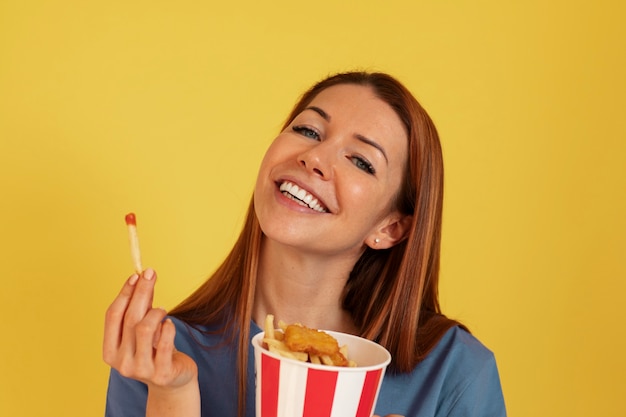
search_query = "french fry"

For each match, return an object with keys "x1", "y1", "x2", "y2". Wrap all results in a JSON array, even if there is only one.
[
  {"x1": 320, "y1": 355, "x2": 334, "y2": 366},
  {"x1": 277, "y1": 320, "x2": 289, "y2": 332},
  {"x1": 340, "y1": 345, "x2": 357, "y2": 367},
  {"x1": 264, "y1": 338, "x2": 308, "y2": 361},
  {"x1": 262, "y1": 338, "x2": 287, "y2": 350},
  {"x1": 264, "y1": 314, "x2": 275, "y2": 340},
  {"x1": 339, "y1": 345, "x2": 348, "y2": 358},
  {"x1": 270, "y1": 347, "x2": 309, "y2": 362},
  {"x1": 124, "y1": 213, "x2": 143, "y2": 274}
]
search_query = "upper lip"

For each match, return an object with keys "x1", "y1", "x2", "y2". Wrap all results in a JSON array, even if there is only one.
[{"x1": 276, "y1": 178, "x2": 331, "y2": 213}]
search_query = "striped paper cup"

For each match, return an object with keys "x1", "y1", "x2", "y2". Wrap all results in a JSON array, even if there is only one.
[{"x1": 252, "y1": 330, "x2": 391, "y2": 417}]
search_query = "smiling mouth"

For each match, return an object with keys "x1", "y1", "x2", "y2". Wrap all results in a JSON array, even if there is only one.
[{"x1": 279, "y1": 181, "x2": 328, "y2": 213}]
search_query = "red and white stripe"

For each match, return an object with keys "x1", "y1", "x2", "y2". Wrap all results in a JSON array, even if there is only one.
[{"x1": 257, "y1": 353, "x2": 385, "y2": 417}]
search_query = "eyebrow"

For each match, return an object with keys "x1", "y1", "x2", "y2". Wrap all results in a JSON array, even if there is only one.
[
  {"x1": 304, "y1": 106, "x2": 389, "y2": 163},
  {"x1": 305, "y1": 106, "x2": 330, "y2": 121}
]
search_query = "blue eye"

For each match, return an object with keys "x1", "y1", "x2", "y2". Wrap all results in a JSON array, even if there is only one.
[
  {"x1": 293, "y1": 125, "x2": 320, "y2": 141},
  {"x1": 350, "y1": 156, "x2": 376, "y2": 175}
]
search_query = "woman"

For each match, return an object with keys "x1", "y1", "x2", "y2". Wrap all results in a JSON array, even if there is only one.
[{"x1": 104, "y1": 71, "x2": 506, "y2": 417}]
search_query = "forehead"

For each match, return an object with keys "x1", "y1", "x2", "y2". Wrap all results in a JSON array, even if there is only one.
[{"x1": 308, "y1": 84, "x2": 405, "y2": 127}]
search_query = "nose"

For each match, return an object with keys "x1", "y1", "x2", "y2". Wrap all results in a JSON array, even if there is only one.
[{"x1": 297, "y1": 143, "x2": 334, "y2": 180}]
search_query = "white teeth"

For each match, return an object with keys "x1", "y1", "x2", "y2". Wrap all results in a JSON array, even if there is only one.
[
  {"x1": 295, "y1": 188, "x2": 307, "y2": 202},
  {"x1": 279, "y1": 181, "x2": 328, "y2": 213}
]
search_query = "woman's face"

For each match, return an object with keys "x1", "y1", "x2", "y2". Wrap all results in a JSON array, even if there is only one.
[{"x1": 254, "y1": 84, "x2": 409, "y2": 257}]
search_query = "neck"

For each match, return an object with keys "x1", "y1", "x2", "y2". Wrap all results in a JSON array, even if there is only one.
[{"x1": 252, "y1": 238, "x2": 360, "y2": 335}]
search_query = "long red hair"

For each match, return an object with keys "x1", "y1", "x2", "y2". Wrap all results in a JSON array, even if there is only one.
[{"x1": 169, "y1": 71, "x2": 465, "y2": 417}]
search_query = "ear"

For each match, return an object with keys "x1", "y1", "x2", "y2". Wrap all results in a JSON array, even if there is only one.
[{"x1": 366, "y1": 212, "x2": 413, "y2": 250}]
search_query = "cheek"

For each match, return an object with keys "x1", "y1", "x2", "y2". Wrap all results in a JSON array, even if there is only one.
[
  {"x1": 338, "y1": 176, "x2": 384, "y2": 216},
  {"x1": 345, "y1": 173, "x2": 404, "y2": 220}
]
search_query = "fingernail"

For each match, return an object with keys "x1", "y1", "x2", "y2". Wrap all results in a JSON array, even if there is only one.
[
  {"x1": 128, "y1": 274, "x2": 140, "y2": 285},
  {"x1": 143, "y1": 268, "x2": 155, "y2": 280}
]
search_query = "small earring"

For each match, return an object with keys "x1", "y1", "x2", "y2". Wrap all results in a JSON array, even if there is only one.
[{"x1": 374, "y1": 238, "x2": 380, "y2": 244}]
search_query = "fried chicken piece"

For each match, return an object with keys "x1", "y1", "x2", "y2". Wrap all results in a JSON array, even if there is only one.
[
  {"x1": 284, "y1": 324, "x2": 348, "y2": 366},
  {"x1": 326, "y1": 351, "x2": 349, "y2": 367},
  {"x1": 284, "y1": 324, "x2": 338, "y2": 355}
]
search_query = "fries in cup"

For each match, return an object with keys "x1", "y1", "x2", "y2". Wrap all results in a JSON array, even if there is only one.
[{"x1": 261, "y1": 314, "x2": 356, "y2": 367}]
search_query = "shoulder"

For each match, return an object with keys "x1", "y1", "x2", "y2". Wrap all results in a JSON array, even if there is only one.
[
  {"x1": 376, "y1": 326, "x2": 506, "y2": 417},
  {"x1": 419, "y1": 326, "x2": 503, "y2": 398},
  {"x1": 428, "y1": 326, "x2": 497, "y2": 371},
  {"x1": 430, "y1": 327, "x2": 506, "y2": 415}
]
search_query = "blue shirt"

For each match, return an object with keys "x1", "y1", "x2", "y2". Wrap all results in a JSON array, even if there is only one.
[{"x1": 106, "y1": 317, "x2": 506, "y2": 416}]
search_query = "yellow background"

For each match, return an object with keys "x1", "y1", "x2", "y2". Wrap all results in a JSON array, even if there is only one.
[{"x1": 1, "y1": 1, "x2": 624, "y2": 416}]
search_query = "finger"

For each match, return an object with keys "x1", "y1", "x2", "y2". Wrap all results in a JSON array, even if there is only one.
[
  {"x1": 119, "y1": 268, "x2": 159, "y2": 362},
  {"x1": 103, "y1": 273, "x2": 140, "y2": 364},
  {"x1": 122, "y1": 268, "x2": 157, "y2": 328},
  {"x1": 133, "y1": 307, "x2": 168, "y2": 376},
  {"x1": 153, "y1": 318, "x2": 177, "y2": 385}
]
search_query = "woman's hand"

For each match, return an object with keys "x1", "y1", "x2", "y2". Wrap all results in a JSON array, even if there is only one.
[{"x1": 103, "y1": 268, "x2": 200, "y2": 416}]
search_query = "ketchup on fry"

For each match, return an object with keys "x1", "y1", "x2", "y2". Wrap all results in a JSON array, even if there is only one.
[{"x1": 125, "y1": 213, "x2": 137, "y2": 226}]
